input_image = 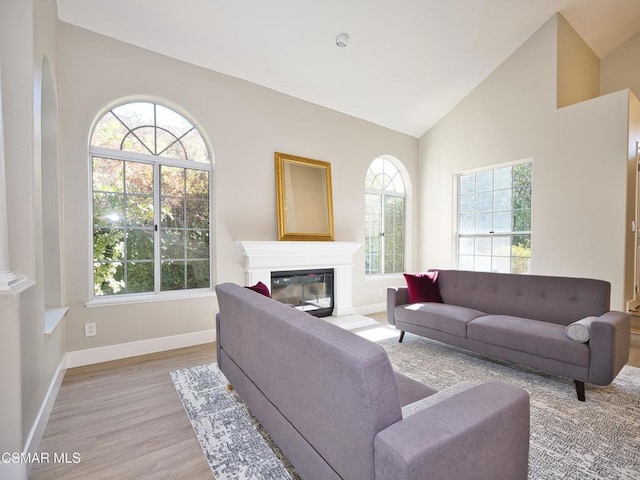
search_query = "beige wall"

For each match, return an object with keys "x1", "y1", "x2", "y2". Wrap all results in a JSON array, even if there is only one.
[
  {"x1": 557, "y1": 15, "x2": 600, "y2": 108},
  {"x1": 0, "y1": 0, "x2": 25, "y2": 465},
  {"x1": 418, "y1": 15, "x2": 558, "y2": 271},
  {"x1": 546, "y1": 92, "x2": 630, "y2": 299},
  {"x1": 22, "y1": 0, "x2": 67, "y2": 447},
  {"x1": 0, "y1": 292, "x2": 25, "y2": 480},
  {"x1": 418, "y1": 14, "x2": 634, "y2": 309},
  {"x1": 0, "y1": 0, "x2": 31, "y2": 473},
  {"x1": 600, "y1": 30, "x2": 640, "y2": 307},
  {"x1": 1, "y1": 0, "x2": 67, "y2": 476},
  {"x1": 601, "y1": 32, "x2": 640, "y2": 100},
  {"x1": 59, "y1": 23, "x2": 419, "y2": 352}
]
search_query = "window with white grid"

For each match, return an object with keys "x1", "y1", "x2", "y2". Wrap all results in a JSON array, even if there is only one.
[
  {"x1": 90, "y1": 101, "x2": 212, "y2": 298},
  {"x1": 365, "y1": 157, "x2": 406, "y2": 276},
  {"x1": 457, "y1": 162, "x2": 532, "y2": 273}
]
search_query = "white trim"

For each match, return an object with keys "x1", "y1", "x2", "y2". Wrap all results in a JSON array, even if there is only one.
[
  {"x1": 87, "y1": 97, "x2": 216, "y2": 165},
  {"x1": 365, "y1": 273, "x2": 404, "y2": 282},
  {"x1": 90, "y1": 146, "x2": 212, "y2": 169},
  {"x1": 453, "y1": 156, "x2": 533, "y2": 176},
  {"x1": 44, "y1": 306, "x2": 68, "y2": 335},
  {"x1": 86, "y1": 289, "x2": 214, "y2": 308},
  {"x1": 0, "y1": 278, "x2": 36, "y2": 295},
  {"x1": 236, "y1": 241, "x2": 362, "y2": 317},
  {"x1": 88, "y1": 100, "x2": 215, "y2": 302},
  {"x1": 325, "y1": 314, "x2": 379, "y2": 330},
  {"x1": 65, "y1": 329, "x2": 216, "y2": 368},
  {"x1": 364, "y1": 155, "x2": 413, "y2": 276},
  {"x1": 22, "y1": 358, "x2": 66, "y2": 473},
  {"x1": 454, "y1": 159, "x2": 533, "y2": 271},
  {"x1": 0, "y1": 463, "x2": 27, "y2": 480},
  {"x1": 354, "y1": 302, "x2": 386, "y2": 316},
  {"x1": 0, "y1": 272, "x2": 29, "y2": 291}
]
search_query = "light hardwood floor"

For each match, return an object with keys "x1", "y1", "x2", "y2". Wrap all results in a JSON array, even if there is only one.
[
  {"x1": 30, "y1": 344, "x2": 216, "y2": 480},
  {"x1": 30, "y1": 320, "x2": 640, "y2": 480}
]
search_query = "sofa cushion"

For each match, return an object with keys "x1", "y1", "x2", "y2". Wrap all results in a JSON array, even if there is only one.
[
  {"x1": 467, "y1": 315, "x2": 589, "y2": 366},
  {"x1": 566, "y1": 316, "x2": 597, "y2": 342},
  {"x1": 403, "y1": 272, "x2": 443, "y2": 303},
  {"x1": 401, "y1": 381, "x2": 477, "y2": 418},
  {"x1": 245, "y1": 281, "x2": 271, "y2": 297},
  {"x1": 395, "y1": 303, "x2": 486, "y2": 337},
  {"x1": 435, "y1": 270, "x2": 610, "y2": 325},
  {"x1": 394, "y1": 372, "x2": 437, "y2": 407}
]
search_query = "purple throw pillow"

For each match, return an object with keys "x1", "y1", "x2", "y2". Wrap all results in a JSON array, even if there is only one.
[
  {"x1": 403, "y1": 272, "x2": 443, "y2": 303},
  {"x1": 245, "y1": 281, "x2": 271, "y2": 298}
]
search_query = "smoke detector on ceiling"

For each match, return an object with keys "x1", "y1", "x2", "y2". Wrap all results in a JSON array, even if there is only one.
[{"x1": 336, "y1": 33, "x2": 349, "y2": 48}]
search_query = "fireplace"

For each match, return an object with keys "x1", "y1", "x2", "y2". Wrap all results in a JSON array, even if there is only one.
[
  {"x1": 271, "y1": 269, "x2": 334, "y2": 317},
  {"x1": 235, "y1": 241, "x2": 363, "y2": 317}
]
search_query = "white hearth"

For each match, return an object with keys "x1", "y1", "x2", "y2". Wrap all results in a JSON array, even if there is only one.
[{"x1": 236, "y1": 241, "x2": 363, "y2": 316}]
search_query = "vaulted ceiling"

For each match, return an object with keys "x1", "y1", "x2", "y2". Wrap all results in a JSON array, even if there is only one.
[{"x1": 56, "y1": 0, "x2": 640, "y2": 138}]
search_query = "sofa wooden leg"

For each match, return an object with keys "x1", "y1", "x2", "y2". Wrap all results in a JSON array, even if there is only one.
[
  {"x1": 574, "y1": 380, "x2": 585, "y2": 401},
  {"x1": 398, "y1": 331, "x2": 405, "y2": 343}
]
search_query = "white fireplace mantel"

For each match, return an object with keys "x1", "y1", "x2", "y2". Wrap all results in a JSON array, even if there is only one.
[{"x1": 235, "y1": 241, "x2": 363, "y2": 316}]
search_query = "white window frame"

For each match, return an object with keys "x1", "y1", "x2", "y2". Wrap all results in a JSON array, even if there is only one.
[
  {"x1": 365, "y1": 156, "x2": 411, "y2": 277},
  {"x1": 454, "y1": 159, "x2": 532, "y2": 274},
  {"x1": 87, "y1": 101, "x2": 214, "y2": 305}
]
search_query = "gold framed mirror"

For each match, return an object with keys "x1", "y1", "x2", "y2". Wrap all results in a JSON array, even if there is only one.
[{"x1": 275, "y1": 152, "x2": 334, "y2": 241}]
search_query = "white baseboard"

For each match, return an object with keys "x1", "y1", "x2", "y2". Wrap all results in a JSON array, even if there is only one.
[
  {"x1": 65, "y1": 329, "x2": 216, "y2": 368},
  {"x1": 354, "y1": 302, "x2": 386, "y2": 316},
  {"x1": 0, "y1": 462, "x2": 28, "y2": 480},
  {"x1": 23, "y1": 357, "x2": 66, "y2": 474},
  {"x1": 326, "y1": 314, "x2": 379, "y2": 331}
]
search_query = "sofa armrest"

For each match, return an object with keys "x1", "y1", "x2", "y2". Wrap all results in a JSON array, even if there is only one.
[
  {"x1": 588, "y1": 311, "x2": 630, "y2": 385},
  {"x1": 374, "y1": 381, "x2": 530, "y2": 480},
  {"x1": 387, "y1": 287, "x2": 409, "y2": 326}
]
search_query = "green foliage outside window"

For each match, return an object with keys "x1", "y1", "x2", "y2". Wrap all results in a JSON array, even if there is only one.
[
  {"x1": 365, "y1": 158, "x2": 406, "y2": 275},
  {"x1": 91, "y1": 102, "x2": 211, "y2": 297},
  {"x1": 458, "y1": 162, "x2": 532, "y2": 273},
  {"x1": 383, "y1": 196, "x2": 405, "y2": 274}
]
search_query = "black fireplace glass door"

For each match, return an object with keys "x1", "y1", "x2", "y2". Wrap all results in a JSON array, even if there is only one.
[{"x1": 271, "y1": 269, "x2": 334, "y2": 317}]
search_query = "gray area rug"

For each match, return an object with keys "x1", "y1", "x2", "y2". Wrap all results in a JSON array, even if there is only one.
[
  {"x1": 172, "y1": 333, "x2": 640, "y2": 479},
  {"x1": 382, "y1": 335, "x2": 640, "y2": 480},
  {"x1": 170, "y1": 363, "x2": 299, "y2": 480}
]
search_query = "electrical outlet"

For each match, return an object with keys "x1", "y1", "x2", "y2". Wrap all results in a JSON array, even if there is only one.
[
  {"x1": 85, "y1": 322, "x2": 97, "y2": 337},
  {"x1": 379, "y1": 288, "x2": 385, "y2": 297}
]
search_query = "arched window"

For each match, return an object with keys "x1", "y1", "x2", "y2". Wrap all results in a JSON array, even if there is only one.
[
  {"x1": 365, "y1": 157, "x2": 406, "y2": 275},
  {"x1": 90, "y1": 101, "x2": 212, "y2": 297}
]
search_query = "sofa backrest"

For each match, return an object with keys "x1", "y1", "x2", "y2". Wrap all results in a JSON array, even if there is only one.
[
  {"x1": 215, "y1": 282, "x2": 402, "y2": 480},
  {"x1": 435, "y1": 270, "x2": 611, "y2": 325}
]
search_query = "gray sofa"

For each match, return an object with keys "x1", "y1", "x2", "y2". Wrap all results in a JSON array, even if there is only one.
[
  {"x1": 388, "y1": 269, "x2": 631, "y2": 401},
  {"x1": 216, "y1": 282, "x2": 530, "y2": 480}
]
